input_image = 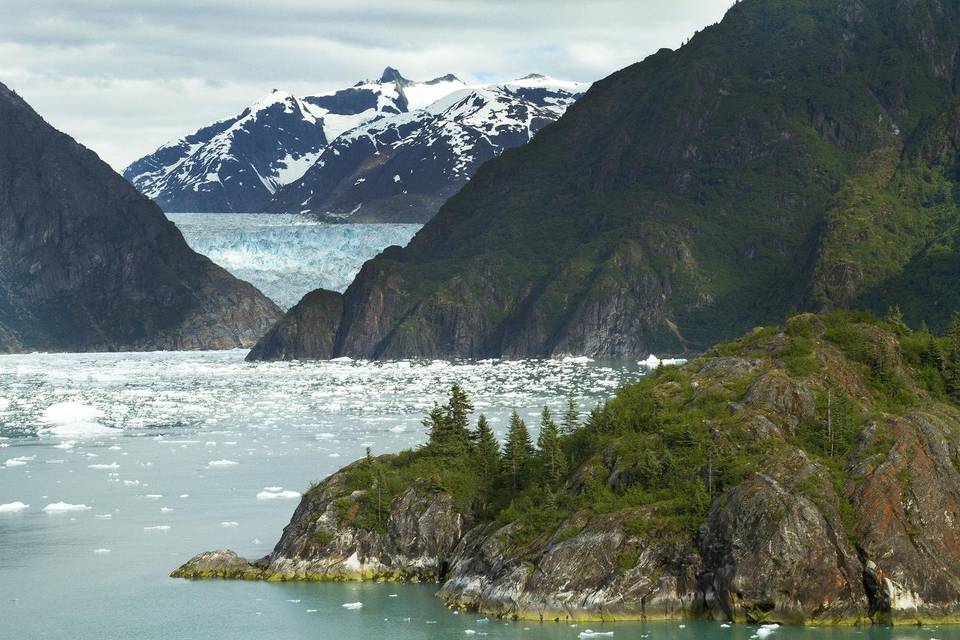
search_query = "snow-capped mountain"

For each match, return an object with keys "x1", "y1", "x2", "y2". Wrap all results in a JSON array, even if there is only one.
[
  {"x1": 268, "y1": 74, "x2": 588, "y2": 222},
  {"x1": 123, "y1": 68, "x2": 467, "y2": 213},
  {"x1": 123, "y1": 69, "x2": 587, "y2": 218}
]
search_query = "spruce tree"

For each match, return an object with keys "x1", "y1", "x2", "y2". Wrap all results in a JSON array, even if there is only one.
[
  {"x1": 561, "y1": 396, "x2": 580, "y2": 435},
  {"x1": 946, "y1": 312, "x2": 960, "y2": 401},
  {"x1": 886, "y1": 305, "x2": 911, "y2": 336},
  {"x1": 473, "y1": 414, "x2": 501, "y2": 481},
  {"x1": 503, "y1": 411, "x2": 533, "y2": 491},
  {"x1": 537, "y1": 406, "x2": 566, "y2": 486},
  {"x1": 446, "y1": 383, "x2": 474, "y2": 450},
  {"x1": 423, "y1": 403, "x2": 452, "y2": 453}
]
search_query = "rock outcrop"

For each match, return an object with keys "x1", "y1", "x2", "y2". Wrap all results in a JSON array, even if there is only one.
[
  {"x1": 181, "y1": 314, "x2": 960, "y2": 624},
  {"x1": 0, "y1": 81, "x2": 282, "y2": 353}
]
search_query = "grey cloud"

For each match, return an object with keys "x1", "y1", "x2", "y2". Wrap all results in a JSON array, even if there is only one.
[{"x1": 1, "y1": 0, "x2": 732, "y2": 169}]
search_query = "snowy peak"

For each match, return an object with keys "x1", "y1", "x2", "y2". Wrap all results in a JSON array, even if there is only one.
[
  {"x1": 267, "y1": 78, "x2": 588, "y2": 222},
  {"x1": 124, "y1": 69, "x2": 588, "y2": 215}
]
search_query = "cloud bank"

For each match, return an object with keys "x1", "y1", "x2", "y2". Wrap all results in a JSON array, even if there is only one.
[{"x1": 0, "y1": 0, "x2": 731, "y2": 169}]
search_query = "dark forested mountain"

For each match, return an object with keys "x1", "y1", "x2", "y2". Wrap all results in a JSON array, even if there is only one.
[
  {"x1": 124, "y1": 69, "x2": 585, "y2": 219},
  {"x1": 250, "y1": 0, "x2": 960, "y2": 361},
  {"x1": 0, "y1": 82, "x2": 282, "y2": 353}
]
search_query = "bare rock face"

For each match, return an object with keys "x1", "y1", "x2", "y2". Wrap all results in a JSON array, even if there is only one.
[
  {"x1": 246, "y1": 289, "x2": 342, "y2": 361},
  {"x1": 851, "y1": 410, "x2": 960, "y2": 623},
  {"x1": 438, "y1": 512, "x2": 703, "y2": 621},
  {"x1": 699, "y1": 471, "x2": 867, "y2": 624},
  {"x1": 0, "y1": 82, "x2": 282, "y2": 353}
]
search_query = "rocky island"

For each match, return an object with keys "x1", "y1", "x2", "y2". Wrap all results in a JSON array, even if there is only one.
[{"x1": 176, "y1": 311, "x2": 960, "y2": 625}]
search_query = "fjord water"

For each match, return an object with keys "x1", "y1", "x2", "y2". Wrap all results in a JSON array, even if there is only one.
[
  {"x1": 168, "y1": 213, "x2": 421, "y2": 308},
  {"x1": 1, "y1": 357, "x2": 957, "y2": 639},
  {"x1": 0, "y1": 350, "x2": 635, "y2": 639}
]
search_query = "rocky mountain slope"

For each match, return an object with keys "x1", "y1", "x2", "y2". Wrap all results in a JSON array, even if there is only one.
[
  {"x1": 0, "y1": 82, "x2": 282, "y2": 353},
  {"x1": 249, "y1": 0, "x2": 960, "y2": 361},
  {"x1": 176, "y1": 312, "x2": 960, "y2": 624},
  {"x1": 124, "y1": 69, "x2": 584, "y2": 219},
  {"x1": 267, "y1": 75, "x2": 587, "y2": 222}
]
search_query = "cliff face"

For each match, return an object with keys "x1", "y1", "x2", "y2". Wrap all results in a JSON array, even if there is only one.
[
  {"x1": 0, "y1": 82, "x2": 282, "y2": 353},
  {"x1": 181, "y1": 314, "x2": 960, "y2": 624},
  {"x1": 249, "y1": 0, "x2": 960, "y2": 361}
]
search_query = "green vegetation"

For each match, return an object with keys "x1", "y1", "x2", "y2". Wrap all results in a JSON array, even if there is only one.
[{"x1": 317, "y1": 310, "x2": 960, "y2": 550}]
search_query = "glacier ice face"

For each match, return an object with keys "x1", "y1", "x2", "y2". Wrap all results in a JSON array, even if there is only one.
[{"x1": 168, "y1": 213, "x2": 420, "y2": 309}]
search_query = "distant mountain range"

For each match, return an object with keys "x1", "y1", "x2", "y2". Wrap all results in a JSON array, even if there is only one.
[{"x1": 124, "y1": 68, "x2": 587, "y2": 221}]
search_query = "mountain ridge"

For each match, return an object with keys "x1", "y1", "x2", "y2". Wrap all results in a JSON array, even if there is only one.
[
  {"x1": 248, "y1": 0, "x2": 960, "y2": 361},
  {"x1": 0, "y1": 81, "x2": 282, "y2": 353},
  {"x1": 124, "y1": 68, "x2": 587, "y2": 220}
]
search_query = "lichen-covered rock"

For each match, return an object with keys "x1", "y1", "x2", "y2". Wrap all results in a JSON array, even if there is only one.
[
  {"x1": 699, "y1": 472, "x2": 867, "y2": 624},
  {"x1": 172, "y1": 550, "x2": 261, "y2": 580},
  {"x1": 438, "y1": 512, "x2": 702, "y2": 621}
]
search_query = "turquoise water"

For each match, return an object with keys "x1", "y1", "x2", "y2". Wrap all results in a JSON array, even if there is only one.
[
  {"x1": 2, "y1": 350, "x2": 959, "y2": 639},
  {"x1": 0, "y1": 350, "x2": 646, "y2": 639}
]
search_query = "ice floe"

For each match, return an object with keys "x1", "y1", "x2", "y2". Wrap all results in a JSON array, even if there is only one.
[
  {"x1": 0, "y1": 501, "x2": 29, "y2": 512},
  {"x1": 256, "y1": 487, "x2": 301, "y2": 500},
  {"x1": 40, "y1": 402, "x2": 116, "y2": 437},
  {"x1": 341, "y1": 602, "x2": 363, "y2": 609},
  {"x1": 42, "y1": 502, "x2": 91, "y2": 513},
  {"x1": 207, "y1": 459, "x2": 239, "y2": 468}
]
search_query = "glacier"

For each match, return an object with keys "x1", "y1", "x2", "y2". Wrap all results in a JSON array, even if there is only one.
[{"x1": 168, "y1": 213, "x2": 420, "y2": 309}]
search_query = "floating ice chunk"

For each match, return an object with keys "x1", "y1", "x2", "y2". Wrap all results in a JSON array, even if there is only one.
[
  {"x1": 221, "y1": 521, "x2": 239, "y2": 527},
  {"x1": 755, "y1": 624, "x2": 779, "y2": 639},
  {"x1": 93, "y1": 548, "x2": 111, "y2": 554},
  {"x1": 145, "y1": 494, "x2": 163, "y2": 499},
  {"x1": 144, "y1": 525, "x2": 171, "y2": 531},
  {"x1": 638, "y1": 354, "x2": 687, "y2": 370},
  {"x1": 0, "y1": 501, "x2": 29, "y2": 512},
  {"x1": 53, "y1": 441, "x2": 76, "y2": 449},
  {"x1": 342, "y1": 602, "x2": 363, "y2": 609},
  {"x1": 43, "y1": 502, "x2": 91, "y2": 513},
  {"x1": 0, "y1": 397, "x2": 10, "y2": 411},
  {"x1": 578, "y1": 631, "x2": 614, "y2": 639},
  {"x1": 331, "y1": 357, "x2": 353, "y2": 363},
  {"x1": 5, "y1": 456, "x2": 34, "y2": 467},
  {"x1": 720, "y1": 623, "x2": 732, "y2": 628},
  {"x1": 561, "y1": 355, "x2": 594, "y2": 363},
  {"x1": 207, "y1": 459, "x2": 239, "y2": 468},
  {"x1": 179, "y1": 494, "x2": 190, "y2": 498},
  {"x1": 256, "y1": 487, "x2": 301, "y2": 500},
  {"x1": 88, "y1": 462, "x2": 119, "y2": 470},
  {"x1": 160, "y1": 507, "x2": 174, "y2": 513},
  {"x1": 95, "y1": 514, "x2": 113, "y2": 519},
  {"x1": 40, "y1": 402, "x2": 116, "y2": 437},
  {"x1": 464, "y1": 631, "x2": 476, "y2": 635},
  {"x1": 389, "y1": 425, "x2": 406, "y2": 433}
]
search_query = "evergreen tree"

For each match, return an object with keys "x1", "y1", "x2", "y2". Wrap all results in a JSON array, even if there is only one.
[
  {"x1": 561, "y1": 396, "x2": 580, "y2": 435},
  {"x1": 446, "y1": 383, "x2": 474, "y2": 449},
  {"x1": 537, "y1": 406, "x2": 566, "y2": 486},
  {"x1": 886, "y1": 305, "x2": 911, "y2": 336},
  {"x1": 946, "y1": 312, "x2": 960, "y2": 400},
  {"x1": 503, "y1": 411, "x2": 533, "y2": 491},
  {"x1": 423, "y1": 403, "x2": 452, "y2": 453},
  {"x1": 472, "y1": 414, "x2": 501, "y2": 481}
]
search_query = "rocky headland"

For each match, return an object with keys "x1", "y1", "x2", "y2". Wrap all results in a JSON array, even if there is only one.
[{"x1": 177, "y1": 312, "x2": 960, "y2": 625}]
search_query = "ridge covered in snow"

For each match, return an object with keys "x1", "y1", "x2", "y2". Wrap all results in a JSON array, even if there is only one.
[
  {"x1": 123, "y1": 69, "x2": 589, "y2": 218},
  {"x1": 268, "y1": 76, "x2": 588, "y2": 222}
]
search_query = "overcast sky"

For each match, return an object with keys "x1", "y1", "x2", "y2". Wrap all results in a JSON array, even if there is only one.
[{"x1": 1, "y1": 0, "x2": 732, "y2": 170}]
